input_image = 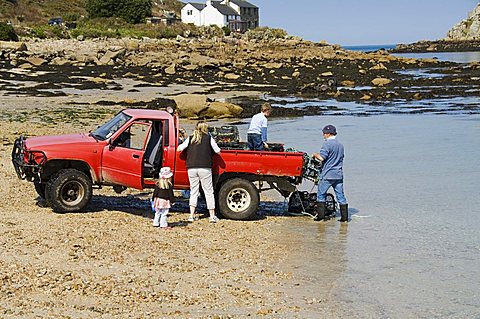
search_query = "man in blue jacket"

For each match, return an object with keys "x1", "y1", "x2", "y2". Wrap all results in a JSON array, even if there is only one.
[{"x1": 313, "y1": 125, "x2": 348, "y2": 222}]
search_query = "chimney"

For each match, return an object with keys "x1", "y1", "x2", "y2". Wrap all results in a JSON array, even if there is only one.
[{"x1": 206, "y1": 0, "x2": 212, "y2": 6}]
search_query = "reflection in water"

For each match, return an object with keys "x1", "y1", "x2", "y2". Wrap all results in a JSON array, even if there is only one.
[{"x1": 273, "y1": 219, "x2": 349, "y2": 317}]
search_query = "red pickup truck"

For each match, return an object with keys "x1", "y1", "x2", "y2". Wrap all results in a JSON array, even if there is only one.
[{"x1": 12, "y1": 108, "x2": 315, "y2": 220}]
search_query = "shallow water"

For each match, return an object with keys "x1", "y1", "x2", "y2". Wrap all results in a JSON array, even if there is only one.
[
  {"x1": 237, "y1": 114, "x2": 480, "y2": 318},
  {"x1": 393, "y1": 51, "x2": 480, "y2": 63},
  {"x1": 265, "y1": 96, "x2": 480, "y2": 116}
]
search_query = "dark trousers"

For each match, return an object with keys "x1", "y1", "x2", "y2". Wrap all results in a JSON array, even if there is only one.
[{"x1": 247, "y1": 133, "x2": 264, "y2": 151}]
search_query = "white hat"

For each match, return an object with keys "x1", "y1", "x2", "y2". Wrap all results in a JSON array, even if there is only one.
[{"x1": 159, "y1": 166, "x2": 173, "y2": 179}]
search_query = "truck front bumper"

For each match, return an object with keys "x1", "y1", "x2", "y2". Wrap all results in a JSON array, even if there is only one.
[{"x1": 11, "y1": 136, "x2": 46, "y2": 181}]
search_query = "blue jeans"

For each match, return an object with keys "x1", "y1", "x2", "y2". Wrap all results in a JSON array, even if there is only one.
[
  {"x1": 317, "y1": 179, "x2": 347, "y2": 205},
  {"x1": 247, "y1": 133, "x2": 264, "y2": 151}
]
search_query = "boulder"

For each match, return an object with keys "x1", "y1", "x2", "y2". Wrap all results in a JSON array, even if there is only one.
[
  {"x1": 173, "y1": 94, "x2": 208, "y2": 118},
  {"x1": 199, "y1": 102, "x2": 243, "y2": 118},
  {"x1": 371, "y1": 78, "x2": 392, "y2": 86},
  {"x1": 173, "y1": 94, "x2": 243, "y2": 119}
]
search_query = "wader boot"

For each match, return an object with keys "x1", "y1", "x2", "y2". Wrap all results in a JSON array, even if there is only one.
[
  {"x1": 314, "y1": 202, "x2": 326, "y2": 221},
  {"x1": 339, "y1": 204, "x2": 348, "y2": 222}
]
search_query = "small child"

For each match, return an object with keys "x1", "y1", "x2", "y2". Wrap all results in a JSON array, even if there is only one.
[{"x1": 152, "y1": 167, "x2": 175, "y2": 229}]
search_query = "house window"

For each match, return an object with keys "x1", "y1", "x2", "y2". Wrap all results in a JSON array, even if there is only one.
[{"x1": 187, "y1": 10, "x2": 193, "y2": 15}]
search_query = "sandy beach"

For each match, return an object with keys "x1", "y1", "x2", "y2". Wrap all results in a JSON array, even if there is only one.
[{"x1": 0, "y1": 89, "x2": 345, "y2": 319}]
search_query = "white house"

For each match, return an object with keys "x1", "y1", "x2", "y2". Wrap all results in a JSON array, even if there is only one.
[
  {"x1": 180, "y1": 2, "x2": 205, "y2": 26},
  {"x1": 202, "y1": 0, "x2": 240, "y2": 28},
  {"x1": 181, "y1": 0, "x2": 258, "y2": 32}
]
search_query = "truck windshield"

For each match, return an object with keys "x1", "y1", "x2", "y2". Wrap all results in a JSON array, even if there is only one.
[{"x1": 90, "y1": 112, "x2": 131, "y2": 141}]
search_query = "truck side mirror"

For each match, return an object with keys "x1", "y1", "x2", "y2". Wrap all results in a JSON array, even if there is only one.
[{"x1": 108, "y1": 138, "x2": 114, "y2": 151}]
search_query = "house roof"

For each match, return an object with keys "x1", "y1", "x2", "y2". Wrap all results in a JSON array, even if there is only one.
[
  {"x1": 229, "y1": 0, "x2": 257, "y2": 9},
  {"x1": 186, "y1": 2, "x2": 206, "y2": 10},
  {"x1": 211, "y1": 2, "x2": 239, "y2": 15}
]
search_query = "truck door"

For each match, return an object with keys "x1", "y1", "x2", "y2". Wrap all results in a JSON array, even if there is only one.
[{"x1": 101, "y1": 121, "x2": 151, "y2": 189}]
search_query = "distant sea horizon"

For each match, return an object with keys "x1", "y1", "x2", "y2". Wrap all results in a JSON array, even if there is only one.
[{"x1": 342, "y1": 44, "x2": 397, "y2": 52}]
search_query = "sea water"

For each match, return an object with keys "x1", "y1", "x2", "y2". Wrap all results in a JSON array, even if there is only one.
[
  {"x1": 237, "y1": 114, "x2": 480, "y2": 318},
  {"x1": 344, "y1": 44, "x2": 480, "y2": 64}
]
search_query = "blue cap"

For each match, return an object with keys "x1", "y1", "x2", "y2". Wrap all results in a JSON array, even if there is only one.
[{"x1": 322, "y1": 125, "x2": 337, "y2": 134}]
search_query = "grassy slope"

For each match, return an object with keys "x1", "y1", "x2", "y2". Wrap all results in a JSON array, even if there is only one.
[{"x1": 0, "y1": 0, "x2": 182, "y2": 25}]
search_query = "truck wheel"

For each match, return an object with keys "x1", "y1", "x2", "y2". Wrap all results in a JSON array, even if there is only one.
[
  {"x1": 218, "y1": 178, "x2": 259, "y2": 220},
  {"x1": 34, "y1": 181, "x2": 46, "y2": 199},
  {"x1": 45, "y1": 169, "x2": 92, "y2": 213}
]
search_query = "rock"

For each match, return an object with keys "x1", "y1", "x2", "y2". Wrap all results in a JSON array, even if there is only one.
[
  {"x1": 183, "y1": 64, "x2": 198, "y2": 71},
  {"x1": 321, "y1": 72, "x2": 334, "y2": 77},
  {"x1": 340, "y1": 80, "x2": 355, "y2": 87},
  {"x1": 292, "y1": 71, "x2": 300, "y2": 78},
  {"x1": 262, "y1": 62, "x2": 283, "y2": 69},
  {"x1": 165, "y1": 64, "x2": 176, "y2": 75},
  {"x1": 0, "y1": 41, "x2": 27, "y2": 51},
  {"x1": 124, "y1": 39, "x2": 140, "y2": 51},
  {"x1": 200, "y1": 101, "x2": 243, "y2": 118},
  {"x1": 360, "y1": 94, "x2": 372, "y2": 100},
  {"x1": 50, "y1": 57, "x2": 72, "y2": 65},
  {"x1": 369, "y1": 63, "x2": 387, "y2": 70},
  {"x1": 447, "y1": 4, "x2": 480, "y2": 40},
  {"x1": 224, "y1": 73, "x2": 240, "y2": 80},
  {"x1": 173, "y1": 94, "x2": 208, "y2": 118},
  {"x1": 172, "y1": 94, "x2": 242, "y2": 119},
  {"x1": 371, "y1": 77, "x2": 392, "y2": 86},
  {"x1": 99, "y1": 49, "x2": 126, "y2": 65},
  {"x1": 26, "y1": 57, "x2": 47, "y2": 66},
  {"x1": 18, "y1": 63, "x2": 32, "y2": 69}
]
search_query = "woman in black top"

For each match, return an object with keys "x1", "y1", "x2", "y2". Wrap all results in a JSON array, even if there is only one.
[{"x1": 177, "y1": 122, "x2": 221, "y2": 223}]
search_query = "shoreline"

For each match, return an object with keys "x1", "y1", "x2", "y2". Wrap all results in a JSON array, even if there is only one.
[{"x1": 2, "y1": 38, "x2": 480, "y2": 120}]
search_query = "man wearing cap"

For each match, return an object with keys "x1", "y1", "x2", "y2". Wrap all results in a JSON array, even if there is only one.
[{"x1": 312, "y1": 125, "x2": 348, "y2": 222}]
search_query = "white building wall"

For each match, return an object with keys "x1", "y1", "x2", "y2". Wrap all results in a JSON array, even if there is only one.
[
  {"x1": 202, "y1": 5, "x2": 227, "y2": 27},
  {"x1": 181, "y1": 4, "x2": 202, "y2": 25}
]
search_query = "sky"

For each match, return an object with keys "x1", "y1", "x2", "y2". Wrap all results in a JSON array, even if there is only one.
[{"x1": 252, "y1": 0, "x2": 479, "y2": 46}]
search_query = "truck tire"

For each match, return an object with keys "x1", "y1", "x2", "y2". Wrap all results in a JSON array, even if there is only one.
[
  {"x1": 34, "y1": 181, "x2": 46, "y2": 199},
  {"x1": 218, "y1": 178, "x2": 259, "y2": 220},
  {"x1": 45, "y1": 169, "x2": 92, "y2": 213}
]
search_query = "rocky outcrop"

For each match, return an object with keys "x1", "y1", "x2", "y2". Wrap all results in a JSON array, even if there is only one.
[{"x1": 446, "y1": 4, "x2": 480, "y2": 40}]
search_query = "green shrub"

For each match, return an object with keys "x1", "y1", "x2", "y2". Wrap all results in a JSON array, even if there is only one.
[
  {"x1": 64, "y1": 13, "x2": 81, "y2": 22},
  {"x1": 0, "y1": 22, "x2": 18, "y2": 41},
  {"x1": 245, "y1": 27, "x2": 288, "y2": 40},
  {"x1": 29, "y1": 25, "x2": 69, "y2": 39},
  {"x1": 222, "y1": 26, "x2": 231, "y2": 36},
  {"x1": 86, "y1": 0, "x2": 152, "y2": 24}
]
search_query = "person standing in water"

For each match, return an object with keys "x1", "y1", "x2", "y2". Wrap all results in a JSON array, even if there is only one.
[{"x1": 313, "y1": 125, "x2": 348, "y2": 222}]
